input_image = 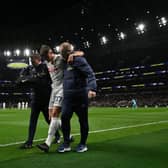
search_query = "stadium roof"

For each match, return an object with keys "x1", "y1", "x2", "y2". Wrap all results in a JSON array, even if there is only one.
[
  {"x1": 0, "y1": 0, "x2": 167, "y2": 46},
  {"x1": 0, "y1": 0, "x2": 168, "y2": 80}
]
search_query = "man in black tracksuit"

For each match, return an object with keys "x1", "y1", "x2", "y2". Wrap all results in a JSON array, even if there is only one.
[
  {"x1": 18, "y1": 54, "x2": 60, "y2": 149},
  {"x1": 57, "y1": 42, "x2": 97, "y2": 153}
]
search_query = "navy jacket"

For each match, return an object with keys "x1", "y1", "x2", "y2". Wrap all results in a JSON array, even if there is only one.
[{"x1": 63, "y1": 57, "x2": 97, "y2": 92}]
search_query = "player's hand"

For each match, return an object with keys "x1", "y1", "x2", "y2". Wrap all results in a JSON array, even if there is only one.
[
  {"x1": 67, "y1": 54, "x2": 74, "y2": 63},
  {"x1": 88, "y1": 90, "x2": 96, "y2": 99}
]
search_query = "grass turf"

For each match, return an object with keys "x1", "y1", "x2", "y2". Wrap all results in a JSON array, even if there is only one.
[{"x1": 0, "y1": 107, "x2": 168, "y2": 168}]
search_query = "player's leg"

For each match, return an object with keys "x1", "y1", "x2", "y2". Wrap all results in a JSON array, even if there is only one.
[
  {"x1": 37, "y1": 107, "x2": 61, "y2": 152},
  {"x1": 37, "y1": 90, "x2": 62, "y2": 152},
  {"x1": 42, "y1": 104, "x2": 61, "y2": 142},
  {"x1": 45, "y1": 91, "x2": 63, "y2": 146},
  {"x1": 45, "y1": 106, "x2": 61, "y2": 147}
]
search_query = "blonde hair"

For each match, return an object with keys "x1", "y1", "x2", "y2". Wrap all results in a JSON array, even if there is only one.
[{"x1": 59, "y1": 42, "x2": 74, "y2": 52}]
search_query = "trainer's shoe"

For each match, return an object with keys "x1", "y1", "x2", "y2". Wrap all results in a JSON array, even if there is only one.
[
  {"x1": 20, "y1": 142, "x2": 32, "y2": 149},
  {"x1": 57, "y1": 143, "x2": 71, "y2": 153},
  {"x1": 36, "y1": 143, "x2": 49, "y2": 153},
  {"x1": 76, "y1": 144, "x2": 88, "y2": 153}
]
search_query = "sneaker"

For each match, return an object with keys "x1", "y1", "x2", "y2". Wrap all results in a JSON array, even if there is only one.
[
  {"x1": 20, "y1": 142, "x2": 32, "y2": 149},
  {"x1": 76, "y1": 144, "x2": 88, "y2": 153},
  {"x1": 36, "y1": 143, "x2": 49, "y2": 153},
  {"x1": 57, "y1": 143, "x2": 71, "y2": 153}
]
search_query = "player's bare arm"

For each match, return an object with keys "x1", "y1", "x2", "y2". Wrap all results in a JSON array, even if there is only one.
[{"x1": 67, "y1": 51, "x2": 84, "y2": 63}]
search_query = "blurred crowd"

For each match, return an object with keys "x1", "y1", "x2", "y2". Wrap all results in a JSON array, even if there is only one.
[
  {"x1": 90, "y1": 93, "x2": 168, "y2": 107},
  {"x1": 1, "y1": 93, "x2": 168, "y2": 108}
]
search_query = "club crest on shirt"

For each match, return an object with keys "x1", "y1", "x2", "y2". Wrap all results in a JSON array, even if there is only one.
[{"x1": 67, "y1": 65, "x2": 74, "y2": 71}]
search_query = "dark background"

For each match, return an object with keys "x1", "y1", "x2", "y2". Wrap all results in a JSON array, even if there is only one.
[{"x1": 0, "y1": 0, "x2": 168, "y2": 80}]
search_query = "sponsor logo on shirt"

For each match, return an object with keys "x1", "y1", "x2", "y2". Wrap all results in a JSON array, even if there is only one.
[
  {"x1": 67, "y1": 65, "x2": 74, "y2": 71},
  {"x1": 48, "y1": 67, "x2": 58, "y2": 72}
]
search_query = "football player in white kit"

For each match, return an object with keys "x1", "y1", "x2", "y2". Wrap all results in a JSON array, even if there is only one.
[{"x1": 37, "y1": 45, "x2": 84, "y2": 152}]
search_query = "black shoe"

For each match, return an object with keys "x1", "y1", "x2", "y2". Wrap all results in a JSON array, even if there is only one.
[
  {"x1": 36, "y1": 143, "x2": 49, "y2": 153},
  {"x1": 20, "y1": 142, "x2": 32, "y2": 149}
]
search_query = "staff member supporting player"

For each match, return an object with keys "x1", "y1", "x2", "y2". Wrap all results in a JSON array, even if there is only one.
[
  {"x1": 17, "y1": 54, "x2": 60, "y2": 149},
  {"x1": 58, "y1": 42, "x2": 97, "y2": 153}
]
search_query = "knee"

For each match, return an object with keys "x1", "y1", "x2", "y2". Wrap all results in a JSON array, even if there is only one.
[
  {"x1": 52, "y1": 111, "x2": 58, "y2": 117},
  {"x1": 52, "y1": 107, "x2": 61, "y2": 117}
]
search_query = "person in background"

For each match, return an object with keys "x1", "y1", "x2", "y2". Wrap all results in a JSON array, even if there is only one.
[{"x1": 131, "y1": 98, "x2": 137, "y2": 109}]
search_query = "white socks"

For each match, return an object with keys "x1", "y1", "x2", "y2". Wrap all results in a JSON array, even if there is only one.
[{"x1": 45, "y1": 117, "x2": 61, "y2": 147}]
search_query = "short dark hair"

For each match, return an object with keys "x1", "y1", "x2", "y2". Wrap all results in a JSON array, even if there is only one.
[{"x1": 39, "y1": 45, "x2": 51, "y2": 59}]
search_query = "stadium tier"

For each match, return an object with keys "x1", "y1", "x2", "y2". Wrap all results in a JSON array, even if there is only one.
[{"x1": 1, "y1": 60, "x2": 168, "y2": 107}]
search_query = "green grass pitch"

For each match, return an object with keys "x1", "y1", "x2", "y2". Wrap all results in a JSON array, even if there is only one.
[{"x1": 0, "y1": 107, "x2": 168, "y2": 168}]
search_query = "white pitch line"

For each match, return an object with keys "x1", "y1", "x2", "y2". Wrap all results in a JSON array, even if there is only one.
[
  {"x1": 0, "y1": 138, "x2": 46, "y2": 147},
  {"x1": 0, "y1": 120, "x2": 168, "y2": 147}
]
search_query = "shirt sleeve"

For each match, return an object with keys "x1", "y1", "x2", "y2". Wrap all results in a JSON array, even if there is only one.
[{"x1": 73, "y1": 57, "x2": 97, "y2": 92}]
